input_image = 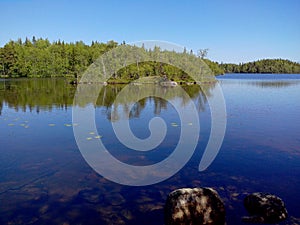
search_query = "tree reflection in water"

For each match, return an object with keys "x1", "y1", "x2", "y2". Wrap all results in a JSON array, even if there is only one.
[{"x1": 0, "y1": 78, "x2": 216, "y2": 118}]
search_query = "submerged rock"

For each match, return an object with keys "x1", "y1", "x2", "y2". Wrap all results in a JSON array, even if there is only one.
[
  {"x1": 160, "y1": 81, "x2": 178, "y2": 87},
  {"x1": 77, "y1": 188, "x2": 104, "y2": 204},
  {"x1": 106, "y1": 192, "x2": 125, "y2": 206},
  {"x1": 242, "y1": 192, "x2": 288, "y2": 223},
  {"x1": 164, "y1": 187, "x2": 225, "y2": 225}
]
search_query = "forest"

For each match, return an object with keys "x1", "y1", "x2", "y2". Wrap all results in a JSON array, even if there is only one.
[
  {"x1": 0, "y1": 37, "x2": 118, "y2": 78},
  {"x1": 0, "y1": 37, "x2": 223, "y2": 81},
  {"x1": 0, "y1": 37, "x2": 299, "y2": 81},
  {"x1": 220, "y1": 59, "x2": 300, "y2": 74}
]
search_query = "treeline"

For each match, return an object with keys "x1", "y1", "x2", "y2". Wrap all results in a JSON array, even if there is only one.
[
  {"x1": 0, "y1": 37, "x2": 223, "y2": 79},
  {"x1": 220, "y1": 59, "x2": 300, "y2": 74},
  {"x1": 3, "y1": 37, "x2": 297, "y2": 78},
  {"x1": 0, "y1": 37, "x2": 118, "y2": 78}
]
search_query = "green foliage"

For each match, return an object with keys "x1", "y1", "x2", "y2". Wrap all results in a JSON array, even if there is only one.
[
  {"x1": 0, "y1": 38, "x2": 117, "y2": 78},
  {"x1": 221, "y1": 59, "x2": 300, "y2": 74},
  {"x1": 2, "y1": 38, "x2": 299, "y2": 79},
  {"x1": 0, "y1": 38, "x2": 224, "y2": 80},
  {"x1": 203, "y1": 59, "x2": 225, "y2": 76}
]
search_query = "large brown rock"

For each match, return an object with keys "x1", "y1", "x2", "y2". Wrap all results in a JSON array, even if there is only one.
[
  {"x1": 164, "y1": 187, "x2": 225, "y2": 225},
  {"x1": 242, "y1": 192, "x2": 288, "y2": 223}
]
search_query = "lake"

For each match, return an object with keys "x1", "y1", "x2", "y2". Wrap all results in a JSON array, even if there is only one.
[{"x1": 0, "y1": 74, "x2": 300, "y2": 224}]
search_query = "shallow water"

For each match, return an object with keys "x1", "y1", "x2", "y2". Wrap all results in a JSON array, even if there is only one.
[{"x1": 0, "y1": 74, "x2": 299, "y2": 224}]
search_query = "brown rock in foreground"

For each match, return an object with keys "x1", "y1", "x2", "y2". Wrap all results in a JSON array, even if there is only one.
[
  {"x1": 243, "y1": 192, "x2": 288, "y2": 223},
  {"x1": 164, "y1": 187, "x2": 225, "y2": 225}
]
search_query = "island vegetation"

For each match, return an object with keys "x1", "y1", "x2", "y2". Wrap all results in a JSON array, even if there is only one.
[
  {"x1": 220, "y1": 59, "x2": 300, "y2": 74},
  {"x1": 0, "y1": 37, "x2": 222, "y2": 82},
  {"x1": 0, "y1": 37, "x2": 299, "y2": 81}
]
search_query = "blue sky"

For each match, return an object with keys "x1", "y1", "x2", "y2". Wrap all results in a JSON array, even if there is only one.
[{"x1": 0, "y1": 0, "x2": 299, "y2": 63}]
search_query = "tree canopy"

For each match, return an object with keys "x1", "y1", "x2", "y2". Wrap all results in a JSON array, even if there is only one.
[
  {"x1": 0, "y1": 38, "x2": 223, "y2": 81},
  {"x1": 1, "y1": 38, "x2": 299, "y2": 80},
  {"x1": 220, "y1": 59, "x2": 300, "y2": 74},
  {"x1": 0, "y1": 37, "x2": 118, "y2": 78}
]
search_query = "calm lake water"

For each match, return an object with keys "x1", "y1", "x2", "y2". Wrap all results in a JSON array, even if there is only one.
[{"x1": 0, "y1": 74, "x2": 300, "y2": 224}]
